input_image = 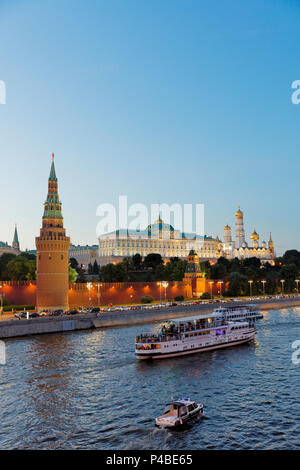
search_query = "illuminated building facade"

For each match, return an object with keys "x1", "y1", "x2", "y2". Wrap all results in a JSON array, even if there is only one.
[
  {"x1": 98, "y1": 215, "x2": 218, "y2": 265},
  {"x1": 35, "y1": 154, "x2": 70, "y2": 311},
  {"x1": 218, "y1": 206, "x2": 276, "y2": 263},
  {"x1": 69, "y1": 244, "x2": 100, "y2": 271}
]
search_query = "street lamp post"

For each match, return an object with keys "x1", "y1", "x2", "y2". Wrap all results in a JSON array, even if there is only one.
[
  {"x1": 218, "y1": 281, "x2": 223, "y2": 299},
  {"x1": 209, "y1": 281, "x2": 214, "y2": 300},
  {"x1": 96, "y1": 283, "x2": 102, "y2": 307},
  {"x1": 0, "y1": 284, "x2": 3, "y2": 316},
  {"x1": 87, "y1": 282, "x2": 92, "y2": 310},
  {"x1": 162, "y1": 282, "x2": 169, "y2": 302},
  {"x1": 157, "y1": 282, "x2": 162, "y2": 303},
  {"x1": 280, "y1": 279, "x2": 285, "y2": 295},
  {"x1": 261, "y1": 280, "x2": 266, "y2": 296},
  {"x1": 248, "y1": 280, "x2": 253, "y2": 297}
]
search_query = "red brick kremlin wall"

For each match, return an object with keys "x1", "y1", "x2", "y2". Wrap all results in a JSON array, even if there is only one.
[{"x1": 0, "y1": 280, "x2": 228, "y2": 307}]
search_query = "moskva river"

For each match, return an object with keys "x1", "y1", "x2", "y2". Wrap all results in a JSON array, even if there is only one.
[{"x1": 0, "y1": 308, "x2": 299, "y2": 450}]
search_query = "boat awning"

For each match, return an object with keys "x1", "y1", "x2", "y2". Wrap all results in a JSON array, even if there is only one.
[{"x1": 166, "y1": 401, "x2": 191, "y2": 407}]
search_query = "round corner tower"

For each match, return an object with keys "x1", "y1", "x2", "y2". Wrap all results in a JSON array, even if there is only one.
[{"x1": 35, "y1": 154, "x2": 70, "y2": 312}]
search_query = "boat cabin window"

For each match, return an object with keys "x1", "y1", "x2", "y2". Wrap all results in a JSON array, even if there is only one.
[
  {"x1": 187, "y1": 404, "x2": 194, "y2": 412},
  {"x1": 179, "y1": 406, "x2": 188, "y2": 416},
  {"x1": 164, "y1": 403, "x2": 179, "y2": 415}
]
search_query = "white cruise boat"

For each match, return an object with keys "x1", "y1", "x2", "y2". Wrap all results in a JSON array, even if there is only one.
[
  {"x1": 213, "y1": 304, "x2": 263, "y2": 321},
  {"x1": 135, "y1": 312, "x2": 256, "y2": 360}
]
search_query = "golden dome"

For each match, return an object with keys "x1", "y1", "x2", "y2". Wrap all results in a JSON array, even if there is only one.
[
  {"x1": 250, "y1": 229, "x2": 259, "y2": 240},
  {"x1": 224, "y1": 224, "x2": 231, "y2": 231},
  {"x1": 154, "y1": 214, "x2": 163, "y2": 224},
  {"x1": 235, "y1": 206, "x2": 243, "y2": 218}
]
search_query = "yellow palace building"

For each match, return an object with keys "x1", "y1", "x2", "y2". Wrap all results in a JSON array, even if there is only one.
[{"x1": 98, "y1": 215, "x2": 217, "y2": 265}]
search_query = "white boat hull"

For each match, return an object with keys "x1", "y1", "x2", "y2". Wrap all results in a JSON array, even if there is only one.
[{"x1": 136, "y1": 333, "x2": 255, "y2": 360}]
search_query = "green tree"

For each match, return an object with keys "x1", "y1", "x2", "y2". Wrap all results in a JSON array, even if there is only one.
[
  {"x1": 210, "y1": 262, "x2": 227, "y2": 279},
  {"x1": 154, "y1": 264, "x2": 165, "y2": 281},
  {"x1": 99, "y1": 263, "x2": 127, "y2": 282},
  {"x1": 144, "y1": 253, "x2": 163, "y2": 269},
  {"x1": 69, "y1": 257, "x2": 79, "y2": 269},
  {"x1": 283, "y1": 250, "x2": 300, "y2": 268},
  {"x1": 2, "y1": 255, "x2": 36, "y2": 281},
  {"x1": 241, "y1": 257, "x2": 261, "y2": 270},
  {"x1": 0, "y1": 253, "x2": 17, "y2": 279},
  {"x1": 225, "y1": 272, "x2": 248, "y2": 297},
  {"x1": 266, "y1": 271, "x2": 280, "y2": 294},
  {"x1": 164, "y1": 259, "x2": 187, "y2": 281},
  {"x1": 132, "y1": 253, "x2": 142, "y2": 271},
  {"x1": 93, "y1": 260, "x2": 100, "y2": 274},
  {"x1": 280, "y1": 263, "x2": 299, "y2": 292},
  {"x1": 76, "y1": 266, "x2": 86, "y2": 283},
  {"x1": 69, "y1": 263, "x2": 78, "y2": 283},
  {"x1": 200, "y1": 261, "x2": 211, "y2": 279},
  {"x1": 141, "y1": 295, "x2": 154, "y2": 303}
]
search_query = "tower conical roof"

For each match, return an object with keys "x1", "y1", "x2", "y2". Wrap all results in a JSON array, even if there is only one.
[
  {"x1": 43, "y1": 154, "x2": 63, "y2": 219},
  {"x1": 49, "y1": 153, "x2": 57, "y2": 181},
  {"x1": 13, "y1": 225, "x2": 19, "y2": 245}
]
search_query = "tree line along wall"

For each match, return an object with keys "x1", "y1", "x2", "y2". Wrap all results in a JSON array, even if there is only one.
[{"x1": 0, "y1": 280, "x2": 226, "y2": 307}]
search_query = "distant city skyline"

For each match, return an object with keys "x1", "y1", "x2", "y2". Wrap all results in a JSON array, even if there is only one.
[{"x1": 1, "y1": 0, "x2": 300, "y2": 255}]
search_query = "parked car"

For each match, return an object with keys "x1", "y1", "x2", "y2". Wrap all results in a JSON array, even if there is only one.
[
  {"x1": 89, "y1": 307, "x2": 100, "y2": 313},
  {"x1": 29, "y1": 312, "x2": 40, "y2": 318},
  {"x1": 15, "y1": 311, "x2": 30, "y2": 319},
  {"x1": 65, "y1": 309, "x2": 79, "y2": 315},
  {"x1": 37, "y1": 310, "x2": 48, "y2": 316},
  {"x1": 49, "y1": 309, "x2": 63, "y2": 316}
]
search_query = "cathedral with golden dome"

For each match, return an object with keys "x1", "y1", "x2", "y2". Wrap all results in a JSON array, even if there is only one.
[{"x1": 217, "y1": 206, "x2": 275, "y2": 264}]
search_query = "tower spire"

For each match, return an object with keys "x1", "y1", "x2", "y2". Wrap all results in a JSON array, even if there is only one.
[
  {"x1": 12, "y1": 224, "x2": 20, "y2": 251},
  {"x1": 49, "y1": 153, "x2": 57, "y2": 181},
  {"x1": 268, "y1": 232, "x2": 274, "y2": 250}
]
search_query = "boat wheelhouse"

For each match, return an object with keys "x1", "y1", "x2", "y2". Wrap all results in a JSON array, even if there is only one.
[{"x1": 213, "y1": 304, "x2": 263, "y2": 321}]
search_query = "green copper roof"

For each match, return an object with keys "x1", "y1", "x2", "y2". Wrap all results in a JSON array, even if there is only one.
[
  {"x1": 43, "y1": 194, "x2": 63, "y2": 219},
  {"x1": 13, "y1": 226, "x2": 19, "y2": 244},
  {"x1": 49, "y1": 156, "x2": 57, "y2": 181},
  {"x1": 185, "y1": 263, "x2": 202, "y2": 274},
  {"x1": 43, "y1": 156, "x2": 62, "y2": 219}
]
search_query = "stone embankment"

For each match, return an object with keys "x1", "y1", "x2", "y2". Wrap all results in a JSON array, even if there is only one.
[{"x1": 0, "y1": 297, "x2": 299, "y2": 339}]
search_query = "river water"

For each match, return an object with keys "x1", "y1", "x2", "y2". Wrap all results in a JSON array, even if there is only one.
[{"x1": 0, "y1": 308, "x2": 299, "y2": 450}]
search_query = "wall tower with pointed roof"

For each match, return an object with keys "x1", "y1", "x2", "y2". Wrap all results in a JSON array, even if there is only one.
[
  {"x1": 35, "y1": 154, "x2": 70, "y2": 311},
  {"x1": 12, "y1": 225, "x2": 20, "y2": 251}
]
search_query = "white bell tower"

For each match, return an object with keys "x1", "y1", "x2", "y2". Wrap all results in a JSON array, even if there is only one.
[{"x1": 235, "y1": 206, "x2": 245, "y2": 248}]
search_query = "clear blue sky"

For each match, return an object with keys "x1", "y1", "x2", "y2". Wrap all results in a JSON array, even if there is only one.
[{"x1": 0, "y1": 0, "x2": 299, "y2": 255}]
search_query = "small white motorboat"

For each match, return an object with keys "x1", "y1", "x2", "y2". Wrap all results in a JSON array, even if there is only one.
[{"x1": 155, "y1": 398, "x2": 204, "y2": 428}]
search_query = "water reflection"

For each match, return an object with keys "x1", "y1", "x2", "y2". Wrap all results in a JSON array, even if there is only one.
[{"x1": 0, "y1": 308, "x2": 299, "y2": 449}]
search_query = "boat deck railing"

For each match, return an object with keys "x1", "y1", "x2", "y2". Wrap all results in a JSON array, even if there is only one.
[{"x1": 135, "y1": 334, "x2": 180, "y2": 343}]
